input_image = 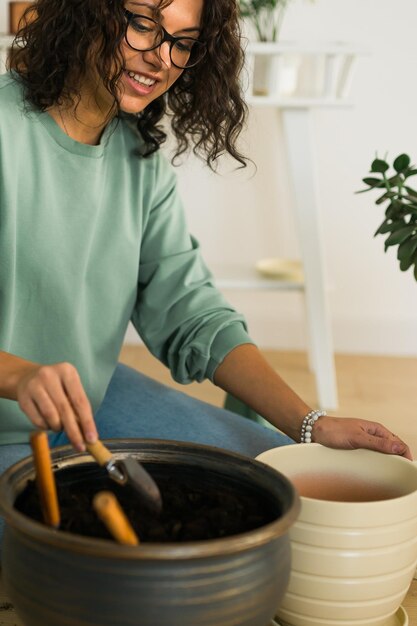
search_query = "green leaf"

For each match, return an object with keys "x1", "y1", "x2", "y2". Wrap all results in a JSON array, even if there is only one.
[
  {"x1": 385, "y1": 203, "x2": 398, "y2": 219},
  {"x1": 397, "y1": 235, "x2": 417, "y2": 261},
  {"x1": 239, "y1": 0, "x2": 280, "y2": 13},
  {"x1": 402, "y1": 195, "x2": 417, "y2": 205},
  {"x1": 384, "y1": 225, "x2": 416, "y2": 247},
  {"x1": 371, "y1": 158, "x2": 389, "y2": 174},
  {"x1": 386, "y1": 175, "x2": 403, "y2": 187},
  {"x1": 404, "y1": 186, "x2": 417, "y2": 196},
  {"x1": 391, "y1": 199, "x2": 404, "y2": 210},
  {"x1": 375, "y1": 191, "x2": 396, "y2": 204},
  {"x1": 414, "y1": 262, "x2": 417, "y2": 281},
  {"x1": 384, "y1": 199, "x2": 411, "y2": 218},
  {"x1": 399, "y1": 256, "x2": 414, "y2": 271},
  {"x1": 404, "y1": 168, "x2": 417, "y2": 177},
  {"x1": 394, "y1": 200, "x2": 417, "y2": 216},
  {"x1": 362, "y1": 177, "x2": 385, "y2": 188},
  {"x1": 393, "y1": 154, "x2": 411, "y2": 173},
  {"x1": 374, "y1": 220, "x2": 405, "y2": 236}
]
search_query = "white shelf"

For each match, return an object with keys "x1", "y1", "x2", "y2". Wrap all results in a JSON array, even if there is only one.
[
  {"x1": 0, "y1": 35, "x2": 14, "y2": 74},
  {"x1": 242, "y1": 40, "x2": 366, "y2": 107},
  {"x1": 245, "y1": 41, "x2": 366, "y2": 54},
  {"x1": 247, "y1": 96, "x2": 353, "y2": 108},
  {"x1": 0, "y1": 34, "x2": 14, "y2": 46},
  {"x1": 222, "y1": 41, "x2": 361, "y2": 409},
  {"x1": 211, "y1": 264, "x2": 304, "y2": 292}
]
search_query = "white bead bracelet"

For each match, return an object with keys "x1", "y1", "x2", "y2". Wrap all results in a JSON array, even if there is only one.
[{"x1": 300, "y1": 409, "x2": 326, "y2": 443}]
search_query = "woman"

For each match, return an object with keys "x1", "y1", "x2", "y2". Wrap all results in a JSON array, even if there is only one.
[{"x1": 0, "y1": 0, "x2": 411, "y2": 487}]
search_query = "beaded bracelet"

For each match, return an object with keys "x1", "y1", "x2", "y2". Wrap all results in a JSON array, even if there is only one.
[{"x1": 300, "y1": 409, "x2": 327, "y2": 443}]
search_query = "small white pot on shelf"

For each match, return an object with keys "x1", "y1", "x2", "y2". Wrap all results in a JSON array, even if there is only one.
[{"x1": 241, "y1": 40, "x2": 366, "y2": 107}]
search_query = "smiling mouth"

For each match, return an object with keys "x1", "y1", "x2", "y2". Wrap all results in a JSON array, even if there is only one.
[{"x1": 126, "y1": 71, "x2": 157, "y2": 87}]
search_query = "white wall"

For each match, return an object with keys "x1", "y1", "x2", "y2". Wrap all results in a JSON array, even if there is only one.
[
  {"x1": 170, "y1": 0, "x2": 417, "y2": 356},
  {"x1": 0, "y1": 3, "x2": 6, "y2": 30},
  {"x1": 2, "y1": 1, "x2": 416, "y2": 355}
]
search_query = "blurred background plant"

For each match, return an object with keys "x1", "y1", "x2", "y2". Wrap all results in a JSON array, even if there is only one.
[
  {"x1": 239, "y1": 0, "x2": 291, "y2": 42},
  {"x1": 239, "y1": 0, "x2": 314, "y2": 42},
  {"x1": 358, "y1": 154, "x2": 417, "y2": 281}
]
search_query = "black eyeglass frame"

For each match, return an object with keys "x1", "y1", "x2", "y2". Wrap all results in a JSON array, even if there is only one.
[{"x1": 123, "y1": 9, "x2": 206, "y2": 69}]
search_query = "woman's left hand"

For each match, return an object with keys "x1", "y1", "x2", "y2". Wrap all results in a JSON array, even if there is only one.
[{"x1": 313, "y1": 416, "x2": 413, "y2": 460}]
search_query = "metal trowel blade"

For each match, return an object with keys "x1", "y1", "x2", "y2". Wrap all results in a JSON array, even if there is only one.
[{"x1": 117, "y1": 457, "x2": 163, "y2": 515}]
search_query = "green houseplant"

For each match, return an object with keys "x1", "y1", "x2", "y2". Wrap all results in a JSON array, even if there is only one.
[
  {"x1": 239, "y1": 0, "x2": 293, "y2": 42},
  {"x1": 239, "y1": 0, "x2": 315, "y2": 42},
  {"x1": 358, "y1": 154, "x2": 417, "y2": 280}
]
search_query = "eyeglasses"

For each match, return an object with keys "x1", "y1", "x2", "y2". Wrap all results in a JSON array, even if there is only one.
[{"x1": 123, "y1": 9, "x2": 206, "y2": 69}]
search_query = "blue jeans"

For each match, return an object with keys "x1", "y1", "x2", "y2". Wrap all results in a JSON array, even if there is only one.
[{"x1": 0, "y1": 364, "x2": 293, "y2": 547}]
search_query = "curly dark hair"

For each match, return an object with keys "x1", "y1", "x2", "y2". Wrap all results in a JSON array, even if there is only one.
[{"x1": 11, "y1": 0, "x2": 248, "y2": 168}]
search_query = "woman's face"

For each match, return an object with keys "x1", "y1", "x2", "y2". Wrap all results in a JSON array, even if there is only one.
[{"x1": 117, "y1": 0, "x2": 204, "y2": 114}]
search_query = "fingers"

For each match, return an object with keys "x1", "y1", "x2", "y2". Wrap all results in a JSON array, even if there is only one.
[
  {"x1": 314, "y1": 416, "x2": 413, "y2": 461},
  {"x1": 362, "y1": 422, "x2": 413, "y2": 460},
  {"x1": 46, "y1": 374, "x2": 85, "y2": 452},
  {"x1": 19, "y1": 397, "x2": 49, "y2": 430},
  {"x1": 61, "y1": 367, "x2": 97, "y2": 444},
  {"x1": 28, "y1": 388, "x2": 61, "y2": 431},
  {"x1": 356, "y1": 430, "x2": 411, "y2": 460},
  {"x1": 17, "y1": 362, "x2": 97, "y2": 451}
]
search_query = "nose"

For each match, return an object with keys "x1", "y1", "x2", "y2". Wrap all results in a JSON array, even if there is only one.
[
  {"x1": 158, "y1": 41, "x2": 172, "y2": 68},
  {"x1": 142, "y1": 42, "x2": 172, "y2": 70}
]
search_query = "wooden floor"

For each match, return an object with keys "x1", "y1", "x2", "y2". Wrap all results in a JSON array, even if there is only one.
[
  {"x1": 1, "y1": 347, "x2": 417, "y2": 625},
  {"x1": 120, "y1": 346, "x2": 417, "y2": 457}
]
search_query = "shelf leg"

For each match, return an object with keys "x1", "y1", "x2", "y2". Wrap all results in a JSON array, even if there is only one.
[{"x1": 281, "y1": 107, "x2": 338, "y2": 410}]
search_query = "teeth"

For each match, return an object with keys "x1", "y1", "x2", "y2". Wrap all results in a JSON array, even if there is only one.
[{"x1": 128, "y1": 71, "x2": 156, "y2": 87}]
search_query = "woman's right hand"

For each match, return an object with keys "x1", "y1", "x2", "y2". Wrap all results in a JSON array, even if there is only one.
[{"x1": 16, "y1": 362, "x2": 98, "y2": 451}]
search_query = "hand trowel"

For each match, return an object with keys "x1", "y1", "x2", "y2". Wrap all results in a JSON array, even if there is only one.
[{"x1": 86, "y1": 440, "x2": 162, "y2": 515}]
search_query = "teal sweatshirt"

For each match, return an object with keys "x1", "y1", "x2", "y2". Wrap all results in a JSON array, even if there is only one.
[{"x1": 0, "y1": 73, "x2": 253, "y2": 444}]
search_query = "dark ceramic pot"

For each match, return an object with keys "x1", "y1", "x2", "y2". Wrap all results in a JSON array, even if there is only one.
[{"x1": 0, "y1": 439, "x2": 300, "y2": 626}]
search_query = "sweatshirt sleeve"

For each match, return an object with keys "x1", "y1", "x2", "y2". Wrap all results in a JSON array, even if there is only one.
[{"x1": 131, "y1": 154, "x2": 254, "y2": 384}]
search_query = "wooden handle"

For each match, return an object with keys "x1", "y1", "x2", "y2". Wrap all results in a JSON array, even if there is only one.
[
  {"x1": 93, "y1": 491, "x2": 140, "y2": 546},
  {"x1": 29, "y1": 431, "x2": 60, "y2": 528},
  {"x1": 86, "y1": 440, "x2": 113, "y2": 466}
]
